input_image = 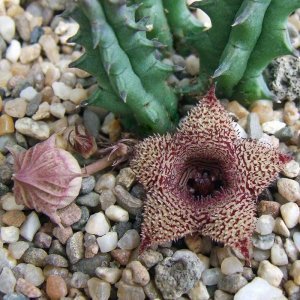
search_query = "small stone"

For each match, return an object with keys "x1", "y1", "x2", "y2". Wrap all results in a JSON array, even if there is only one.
[
  {"x1": 8, "y1": 241, "x2": 29, "y2": 259},
  {"x1": 101, "y1": 113, "x2": 121, "y2": 141},
  {"x1": 117, "y1": 280, "x2": 145, "y2": 300},
  {"x1": 105, "y1": 205, "x2": 129, "y2": 222},
  {"x1": 247, "y1": 112, "x2": 263, "y2": 139},
  {"x1": 83, "y1": 109, "x2": 100, "y2": 137},
  {"x1": 52, "y1": 81, "x2": 72, "y2": 101},
  {"x1": 111, "y1": 249, "x2": 131, "y2": 266},
  {"x1": 6, "y1": 40, "x2": 21, "y2": 63},
  {"x1": 76, "y1": 192, "x2": 100, "y2": 207},
  {"x1": 0, "y1": 114, "x2": 15, "y2": 136},
  {"x1": 44, "y1": 254, "x2": 68, "y2": 268},
  {"x1": 144, "y1": 280, "x2": 162, "y2": 300},
  {"x1": 116, "y1": 168, "x2": 136, "y2": 190},
  {"x1": 0, "y1": 248, "x2": 16, "y2": 271},
  {"x1": 95, "y1": 173, "x2": 116, "y2": 192},
  {"x1": 0, "y1": 226, "x2": 19, "y2": 243},
  {"x1": 217, "y1": 274, "x2": 247, "y2": 294},
  {"x1": 185, "y1": 54, "x2": 200, "y2": 76},
  {"x1": 273, "y1": 217, "x2": 290, "y2": 237},
  {"x1": 250, "y1": 100, "x2": 274, "y2": 123},
  {"x1": 71, "y1": 271, "x2": 90, "y2": 289},
  {"x1": 32, "y1": 101, "x2": 50, "y2": 120},
  {"x1": 4, "y1": 98, "x2": 27, "y2": 118},
  {"x1": 49, "y1": 240, "x2": 66, "y2": 257},
  {"x1": 22, "y1": 247, "x2": 48, "y2": 267},
  {"x1": 0, "y1": 267, "x2": 16, "y2": 294},
  {"x1": 87, "y1": 278, "x2": 111, "y2": 300},
  {"x1": 127, "y1": 260, "x2": 150, "y2": 286},
  {"x1": 117, "y1": 229, "x2": 140, "y2": 250},
  {"x1": 214, "y1": 290, "x2": 233, "y2": 300},
  {"x1": 234, "y1": 277, "x2": 284, "y2": 300},
  {"x1": 97, "y1": 232, "x2": 118, "y2": 253},
  {"x1": 85, "y1": 212, "x2": 110, "y2": 236},
  {"x1": 81, "y1": 176, "x2": 96, "y2": 194},
  {"x1": 284, "y1": 238, "x2": 298, "y2": 262},
  {"x1": 43, "y1": 265, "x2": 69, "y2": 279},
  {"x1": 25, "y1": 94, "x2": 42, "y2": 116},
  {"x1": 15, "y1": 117, "x2": 50, "y2": 140},
  {"x1": 66, "y1": 231, "x2": 84, "y2": 264},
  {"x1": 220, "y1": 257, "x2": 243, "y2": 275},
  {"x1": 252, "y1": 233, "x2": 275, "y2": 250},
  {"x1": 283, "y1": 160, "x2": 300, "y2": 178},
  {"x1": 50, "y1": 102, "x2": 65, "y2": 118},
  {"x1": 293, "y1": 232, "x2": 300, "y2": 252},
  {"x1": 257, "y1": 260, "x2": 283, "y2": 287},
  {"x1": 53, "y1": 226, "x2": 73, "y2": 244},
  {"x1": 0, "y1": 16, "x2": 15, "y2": 42},
  {"x1": 57, "y1": 203, "x2": 82, "y2": 226},
  {"x1": 16, "y1": 278, "x2": 42, "y2": 298},
  {"x1": 284, "y1": 280, "x2": 300, "y2": 297},
  {"x1": 290, "y1": 260, "x2": 300, "y2": 285},
  {"x1": 280, "y1": 202, "x2": 300, "y2": 228},
  {"x1": 95, "y1": 267, "x2": 122, "y2": 284},
  {"x1": 114, "y1": 185, "x2": 143, "y2": 215},
  {"x1": 202, "y1": 268, "x2": 222, "y2": 286},
  {"x1": 15, "y1": 14, "x2": 31, "y2": 42},
  {"x1": 20, "y1": 87, "x2": 38, "y2": 102},
  {"x1": 284, "y1": 101, "x2": 299, "y2": 125},
  {"x1": 187, "y1": 280, "x2": 209, "y2": 300},
  {"x1": 19, "y1": 44, "x2": 41, "y2": 64},
  {"x1": 277, "y1": 178, "x2": 300, "y2": 202},
  {"x1": 72, "y1": 206, "x2": 90, "y2": 231},
  {"x1": 262, "y1": 120, "x2": 286, "y2": 134},
  {"x1": 271, "y1": 243, "x2": 288, "y2": 266},
  {"x1": 1, "y1": 193, "x2": 24, "y2": 211},
  {"x1": 46, "y1": 275, "x2": 68, "y2": 300},
  {"x1": 99, "y1": 190, "x2": 117, "y2": 211},
  {"x1": 20, "y1": 212, "x2": 41, "y2": 241},
  {"x1": 2, "y1": 210, "x2": 26, "y2": 227},
  {"x1": 24, "y1": 264, "x2": 44, "y2": 287},
  {"x1": 69, "y1": 88, "x2": 88, "y2": 105},
  {"x1": 255, "y1": 215, "x2": 275, "y2": 235},
  {"x1": 34, "y1": 232, "x2": 52, "y2": 248},
  {"x1": 139, "y1": 249, "x2": 163, "y2": 268},
  {"x1": 39, "y1": 35, "x2": 60, "y2": 63}
]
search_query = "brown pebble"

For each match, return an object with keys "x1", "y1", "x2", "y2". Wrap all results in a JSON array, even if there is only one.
[
  {"x1": 46, "y1": 275, "x2": 68, "y2": 300},
  {"x1": 1, "y1": 210, "x2": 26, "y2": 227},
  {"x1": 258, "y1": 200, "x2": 281, "y2": 218},
  {"x1": 53, "y1": 226, "x2": 73, "y2": 244},
  {"x1": 16, "y1": 278, "x2": 42, "y2": 298},
  {"x1": 0, "y1": 114, "x2": 15, "y2": 136},
  {"x1": 227, "y1": 101, "x2": 249, "y2": 120},
  {"x1": 57, "y1": 203, "x2": 81, "y2": 226},
  {"x1": 111, "y1": 249, "x2": 131, "y2": 266}
]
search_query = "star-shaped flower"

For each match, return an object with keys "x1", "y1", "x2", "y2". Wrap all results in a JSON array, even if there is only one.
[{"x1": 131, "y1": 86, "x2": 290, "y2": 261}]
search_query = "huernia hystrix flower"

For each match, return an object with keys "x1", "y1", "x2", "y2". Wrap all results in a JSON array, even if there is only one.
[{"x1": 131, "y1": 86, "x2": 291, "y2": 261}]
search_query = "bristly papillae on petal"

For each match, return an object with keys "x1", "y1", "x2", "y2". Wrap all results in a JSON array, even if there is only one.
[{"x1": 130, "y1": 86, "x2": 291, "y2": 262}]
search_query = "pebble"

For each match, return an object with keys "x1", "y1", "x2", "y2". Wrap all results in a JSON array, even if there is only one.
[
  {"x1": 15, "y1": 117, "x2": 50, "y2": 140},
  {"x1": 43, "y1": 266, "x2": 69, "y2": 278},
  {"x1": 252, "y1": 233, "x2": 275, "y2": 250},
  {"x1": 52, "y1": 81, "x2": 72, "y2": 100},
  {"x1": 282, "y1": 160, "x2": 300, "y2": 178},
  {"x1": 0, "y1": 16, "x2": 15, "y2": 42},
  {"x1": 273, "y1": 217, "x2": 290, "y2": 237},
  {"x1": 95, "y1": 173, "x2": 116, "y2": 192},
  {"x1": 83, "y1": 109, "x2": 100, "y2": 137},
  {"x1": 250, "y1": 100, "x2": 274, "y2": 123},
  {"x1": 39, "y1": 35, "x2": 60, "y2": 63},
  {"x1": 271, "y1": 243, "x2": 289, "y2": 266},
  {"x1": 8, "y1": 241, "x2": 29, "y2": 259},
  {"x1": 289, "y1": 260, "x2": 300, "y2": 285},
  {"x1": 293, "y1": 232, "x2": 300, "y2": 252},
  {"x1": 87, "y1": 278, "x2": 111, "y2": 300},
  {"x1": 185, "y1": 54, "x2": 200, "y2": 76},
  {"x1": 44, "y1": 254, "x2": 68, "y2": 268},
  {"x1": 262, "y1": 120, "x2": 286, "y2": 134},
  {"x1": 111, "y1": 249, "x2": 131, "y2": 266},
  {"x1": 57, "y1": 203, "x2": 82, "y2": 226},
  {"x1": 155, "y1": 250, "x2": 205, "y2": 299},
  {"x1": 99, "y1": 189, "x2": 117, "y2": 211},
  {"x1": 127, "y1": 260, "x2": 150, "y2": 286},
  {"x1": 220, "y1": 256, "x2": 243, "y2": 275},
  {"x1": 277, "y1": 178, "x2": 300, "y2": 202},
  {"x1": 53, "y1": 226, "x2": 73, "y2": 244},
  {"x1": 214, "y1": 290, "x2": 233, "y2": 300},
  {"x1": 217, "y1": 274, "x2": 247, "y2": 294},
  {"x1": 247, "y1": 112, "x2": 263, "y2": 139},
  {"x1": 19, "y1": 44, "x2": 41, "y2": 64},
  {"x1": 139, "y1": 249, "x2": 163, "y2": 268},
  {"x1": 105, "y1": 205, "x2": 129, "y2": 222},
  {"x1": 69, "y1": 88, "x2": 88, "y2": 105},
  {"x1": 34, "y1": 231, "x2": 52, "y2": 248},
  {"x1": 116, "y1": 167, "x2": 136, "y2": 190},
  {"x1": 117, "y1": 229, "x2": 140, "y2": 250},
  {"x1": 15, "y1": 14, "x2": 31, "y2": 42},
  {"x1": 280, "y1": 202, "x2": 299, "y2": 228},
  {"x1": 0, "y1": 267, "x2": 16, "y2": 294},
  {"x1": 22, "y1": 247, "x2": 48, "y2": 267},
  {"x1": 50, "y1": 102, "x2": 65, "y2": 118},
  {"x1": 257, "y1": 260, "x2": 283, "y2": 287},
  {"x1": 97, "y1": 232, "x2": 118, "y2": 253},
  {"x1": 95, "y1": 267, "x2": 122, "y2": 284},
  {"x1": 188, "y1": 280, "x2": 209, "y2": 300},
  {"x1": 114, "y1": 185, "x2": 143, "y2": 215},
  {"x1": 117, "y1": 280, "x2": 145, "y2": 300},
  {"x1": 284, "y1": 280, "x2": 300, "y2": 297},
  {"x1": 0, "y1": 114, "x2": 15, "y2": 136},
  {"x1": 70, "y1": 271, "x2": 90, "y2": 288},
  {"x1": 284, "y1": 238, "x2": 298, "y2": 262},
  {"x1": 16, "y1": 278, "x2": 42, "y2": 298},
  {"x1": 4, "y1": 98, "x2": 27, "y2": 118},
  {"x1": 66, "y1": 231, "x2": 84, "y2": 264},
  {"x1": 202, "y1": 268, "x2": 222, "y2": 286},
  {"x1": 32, "y1": 101, "x2": 50, "y2": 120},
  {"x1": 2, "y1": 210, "x2": 26, "y2": 227},
  {"x1": 85, "y1": 212, "x2": 110, "y2": 236},
  {"x1": 0, "y1": 226, "x2": 20, "y2": 243},
  {"x1": 20, "y1": 211, "x2": 41, "y2": 241},
  {"x1": 81, "y1": 175, "x2": 96, "y2": 194},
  {"x1": 24, "y1": 264, "x2": 45, "y2": 286},
  {"x1": 46, "y1": 275, "x2": 68, "y2": 300},
  {"x1": 1, "y1": 193, "x2": 24, "y2": 211},
  {"x1": 255, "y1": 215, "x2": 275, "y2": 235},
  {"x1": 234, "y1": 277, "x2": 284, "y2": 300},
  {"x1": 283, "y1": 101, "x2": 299, "y2": 125},
  {"x1": 101, "y1": 112, "x2": 121, "y2": 141},
  {"x1": 20, "y1": 87, "x2": 38, "y2": 102},
  {"x1": 6, "y1": 40, "x2": 21, "y2": 63},
  {"x1": 72, "y1": 206, "x2": 90, "y2": 230},
  {"x1": 76, "y1": 192, "x2": 100, "y2": 207},
  {"x1": 144, "y1": 280, "x2": 162, "y2": 300}
]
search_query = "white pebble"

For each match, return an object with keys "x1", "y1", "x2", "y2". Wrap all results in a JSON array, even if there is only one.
[
  {"x1": 280, "y1": 202, "x2": 300, "y2": 228},
  {"x1": 262, "y1": 120, "x2": 286, "y2": 134},
  {"x1": 257, "y1": 260, "x2": 283, "y2": 287},
  {"x1": 1, "y1": 193, "x2": 24, "y2": 210},
  {"x1": 277, "y1": 178, "x2": 300, "y2": 202},
  {"x1": 24, "y1": 264, "x2": 45, "y2": 287},
  {"x1": 273, "y1": 217, "x2": 290, "y2": 238},
  {"x1": 20, "y1": 212, "x2": 41, "y2": 242},
  {"x1": 69, "y1": 88, "x2": 88, "y2": 105},
  {"x1": 52, "y1": 81, "x2": 72, "y2": 100},
  {"x1": 105, "y1": 205, "x2": 129, "y2": 222},
  {"x1": 8, "y1": 241, "x2": 29, "y2": 259},
  {"x1": 234, "y1": 277, "x2": 284, "y2": 300},
  {"x1": 4, "y1": 98, "x2": 27, "y2": 118},
  {"x1": 255, "y1": 215, "x2": 275, "y2": 235},
  {"x1": 0, "y1": 16, "x2": 15, "y2": 42},
  {"x1": 85, "y1": 212, "x2": 110, "y2": 236},
  {"x1": 0, "y1": 226, "x2": 20, "y2": 243},
  {"x1": 185, "y1": 54, "x2": 200, "y2": 76},
  {"x1": 188, "y1": 280, "x2": 209, "y2": 300},
  {"x1": 15, "y1": 117, "x2": 50, "y2": 140},
  {"x1": 282, "y1": 160, "x2": 300, "y2": 178},
  {"x1": 20, "y1": 86, "x2": 38, "y2": 101},
  {"x1": 6, "y1": 39, "x2": 21, "y2": 63},
  {"x1": 271, "y1": 244, "x2": 288, "y2": 266},
  {"x1": 50, "y1": 102, "x2": 66, "y2": 118},
  {"x1": 117, "y1": 229, "x2": 140, "y2": 250},
  {"x1": 284, "y1": 238, "x2": 298, "y2": 262},
  {"x1": 95, "y1": 267, "x2": 122, "y2": 284},
  {"x1": 220, "y1": 256, "x2": 243, "y2": 275},
  {"x1": 293, "y1": 232, "x2": 300, "y2": 252},
  {"x1": 97, "y1": 232, "x2": 118, "y2": 253},
  {"x1": 0, "y1": 267, "x2": 16, "y2": 294}
]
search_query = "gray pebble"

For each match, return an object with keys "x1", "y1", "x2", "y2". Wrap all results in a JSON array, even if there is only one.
[
  {"x1": 252, "y1": 233, "x2": 275, "y2": 250},
  {"x1": 11, "y1": 80, "x2": 31, "y2": 98},
  {"x1": 34, "y1": 232, "x2": 52, "y2": 249},
  {"x1": 30, "y1": 26, "x2": 44, "y2": 44},
  {"x1": 99, "y1": 189, "x2": 117, "y2": 211},
  {"x1": 26, "y1": 2, "x2": 43, "y2": 17},
  {"x1": 130, "y1": 183, "x2": 146, "y2": 199},
  {"x1": 72, "y1": 206, "x2": 90, "y2": 231},
  {"x1": 202, "y1": 268, "x2": 222, "y2": 286},
  {"x1": 80, "y1": 176, "x2": 96, "y2": 195},
  {"x1": 76, "y1": 192, "x2": 100, "y2": 207},
  {"x1": 275, "y1": 126, "x2": 294, "y2": 142},
  {"x1": 0, "y1": 134, "x2": 17, "y2": 154},
  {"x1": 22, "y1": 247, "x2": 48, "y2": 267},
  {"x1": 70, "y1": 271, "x2": 90, "y2": 289},
  {"x1": 139, "y1": 249, "x2": 163, "y2": 269},
  {"x1": 247, "y1": 112, "x2": 263, "y2": 139},
  {"x1": 44, "y1": 254, "x2": 68, "y2": 267},
  {"x1": 114, "y1": 221, "x2": 132, "y2": 239},
  {"x1": 71, "y1": 254, "x2": 111, "y2": 276},
  {"x1": 0, "y1": 164, "x2": 13, "y2": 185},
  {"x1": 43, "y1": 266, "x2": 69, "y2": 278},
  {"x1": 0, "y1": 183, "x2": 9, "y2": 197},
  {"x1": 66, "y1": 231, "x2": 84, "y2": 264},
  {"x1": 15, "y1": 132, "x2": 28, "y2": 149},
  {"x1": 49, "y1": 240, "x2": 66, "y2": 257},
  {"x1": 25, "y1": 93, "x2": 42, "y2": 116},
  {"x1": 217, "y1": 274, "x2": 247, "y2": 294},
  {"x1": 83, "y1": 109, "x2": 100, "y2": 138},
  {"x1": 0, "y1": 36, "x2": 6, "y2": 58},
  {"x1": 3, "y1": 293, "x2": 28, "y2": 300}
]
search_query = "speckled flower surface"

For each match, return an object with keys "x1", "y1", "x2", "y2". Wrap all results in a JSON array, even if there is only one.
[{"x1": 131, "y1": 86, "x2": 290, "y2": 260}]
